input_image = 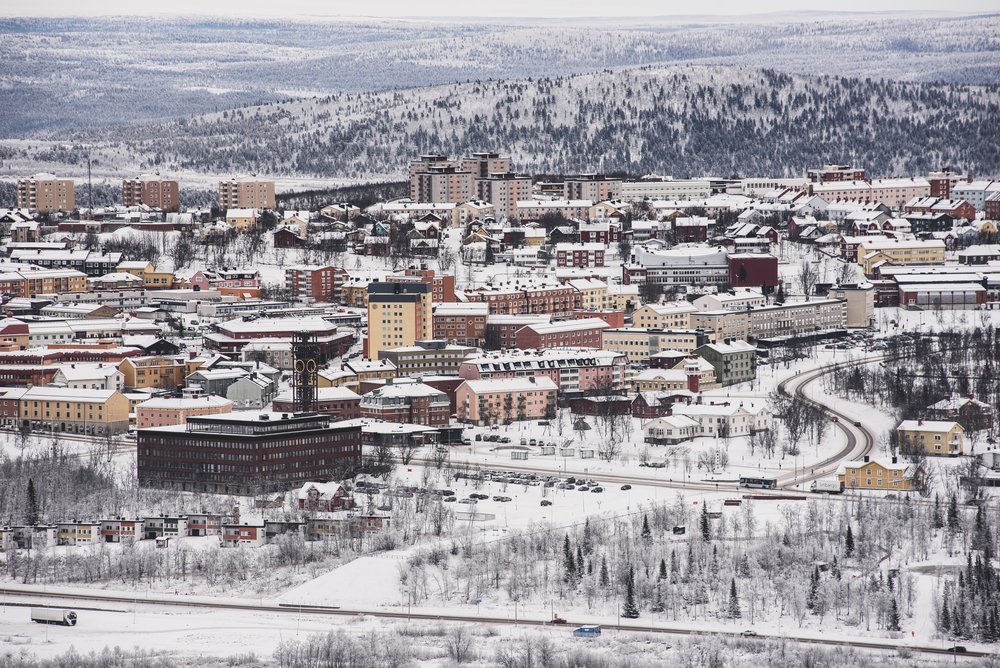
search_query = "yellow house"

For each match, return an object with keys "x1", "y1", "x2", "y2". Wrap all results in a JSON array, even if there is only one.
[
  {"x1": 568, "y1": 278, "x2": 608, "y2": 310},
  {"x1": 896, "y1": 419, "x2": 965, "y2": 456},
  {"x1": 19, "y1": 387, "x2": 131, "y2": 435},
  {"x1": 629, "y1": 358, "x2": 718, "y2": 392},
  {"x1": 838, "y1": 457, "x2": 917, "y2": 491},
  {"x1": 116, "y1": 261, "x2": 175, "y2": 289},
  {"x1": 226, "y1": 208, "x2": 260, "y2": 232}
]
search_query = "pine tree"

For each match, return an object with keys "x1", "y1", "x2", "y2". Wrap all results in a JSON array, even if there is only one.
[
  {"x1": 599, "y1": 557, "x2": 609, "y2": 588},
  {"x1": 576, "y1": 545, "x2": 584, "y2": 581},
  {"x1": 658, "y1": 558, "x2": 667, "y2": 581},
  {"x1": 888, "y1": 597, "x2": 901, "y2": 632},
  {"x1": 845, "y1": 524, "x2": 855, "y2": 557},
  {"x1": 728, "y1": 578, "x2": 741, "y2": 619},
  {"x1": 652, "y1": 583, "x2": 665, "y2": 613},
  {"x1": 641, "y1": 514, "x2": 651, "y2": 541},
  {"x1": 26, "y1": 478, "x2": 38, "y2": 526},
  {"x1": 948, "y1": 493, "x2": 960, "y2": 530},
  {"x1": 932, "y1": 494, "x2": 944, "y2": 529},
  {"x1": 563, "y1": 535, "x2": 575, "y2": 582},
  {"x1": 700, "y1": 503, "x2": 710, "y2": 542},
  {"x1": 669, "y1": 550, "x2": 679, "y2": 584},
  {"x1": 622, "y1": 567, "x2": 640, "y2": 618},
  {"x1": 807, "y1": 566, "x2": 819, "y2": 611}
]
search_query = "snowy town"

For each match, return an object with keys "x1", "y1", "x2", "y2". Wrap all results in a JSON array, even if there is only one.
[{"x1": 0, "y1": 151, "x2": 997, "y2": 666}]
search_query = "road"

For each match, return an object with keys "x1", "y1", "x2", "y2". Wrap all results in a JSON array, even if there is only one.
[{"x1": 0, "y1": 586, "x2": 985, "y2": 660}]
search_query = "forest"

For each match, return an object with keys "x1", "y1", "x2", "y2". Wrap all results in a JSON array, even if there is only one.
[{"x1": 6, "y1": 65, "x2": 999, "y2": 185}]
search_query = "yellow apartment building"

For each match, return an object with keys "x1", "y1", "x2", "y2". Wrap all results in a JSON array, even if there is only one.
[
  {"x1": 119, "y1": 356, "x2": 188, "y2": 390},
  {"x1": 631, "y1": 303, "x2": 697, "y2": 329},
  {"x1": 856, "y1": 239, "x2": 946, "y2": 274},
  {"x1": 602, "y1": 328, "x2": 710, "y2": 364},
  {"x1": 19, "y1": 387, "x2": 131, "y2": 435},
  {"x1": 365, "y1": 282, "x2": 432, "y2": 360}
]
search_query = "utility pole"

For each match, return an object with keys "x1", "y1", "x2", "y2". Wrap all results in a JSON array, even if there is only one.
[{"x1": 87, "y1": 151, "x2": 94, "y2": 217}]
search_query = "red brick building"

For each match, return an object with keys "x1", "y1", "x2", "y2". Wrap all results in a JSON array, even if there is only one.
[
  {"x1": 572, "y1": 309, "x2": 625, "y2": 329},
  {"x1": 727, "y1": 254, "x2": 779, "y2": 290},
  {"x1": 285, "y1": 265, "x2": 347, "y2": 302},
  {"x1": 514, "y1": 317, "x2": 608, "y2": 350},
  {"x1": 555, "y1": 243, "x2": 605, "y2": 268},
  {"x1": 578, "y1": 221, "x2": 621, "y2": 244},
  {"x1": 465, "y1": 281, "x2": 576, "y2": 316},
  {"x1": 358, "y1": 380, "x2": 451, "y2": 426},
  {"x1": 485, "y1": 314, "x2": 551, "y2": 350},
  {"x1": 432, "y1": 303, "x2": 488, "y2": 347},
  {"x1": 984, "y1": 192, "x2": 1000, "y2": 220},
  {"x1": 122, "y1": 175, "x2": 180, "y2": 212}
]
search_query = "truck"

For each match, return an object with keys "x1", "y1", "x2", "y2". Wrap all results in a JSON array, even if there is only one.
[
  {"x1": 31, "y1": 608, "x2": 77, "y2": 626},
  {"x1": 810, "y1": 479, "x2": 844, "y2": 494}
]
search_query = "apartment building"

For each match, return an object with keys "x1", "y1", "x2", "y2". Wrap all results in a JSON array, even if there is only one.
[
  {"x1": 190, "y1": 268, "x2": 262, "y2": 297},
  {"x1": 624, "y1": 247, "x2": 730, "y2": 287},
  {"x1": 359, "y1": 380, "x2": 451, "y2": 426},
  {"x1": 457, "y1": 376, "x2": 557, "y2": 425},
  {"x1": 381, "y1": 340, "x2": 477, "y2": 377},
  {"x1": 692, "y1": 289, "x2": 766, "y2": 312},
  {"x1": 631, "y1": 303, "x2": 697, "y2": 329},
  {"x1": 135, "y1": 394, "x2": 234, "y2": 428},
  {"x1": 694, "y1": 340, "x2": 757, "y2": 386},
  {"x1": 463, "y1": 280, "x2": 576, "y2": 317},
  {"x1": 432, "y1": 302, "x2": 488, "y2": 347},
  {"x1": 515, "y1": 200, "x2": 593, "y2": 221},
  {"x1": 0, "y1": 268, "x2": 88, "y2": 298},
  {"x1": 413, "y1": 165, "x2": 474, "y2": 203},
  {"x1": 807, "y1": 164, "x2": 866, "y2": 183},
  {"x1": 366, "y1": 282, "x2": 433, "y2": 361},
  {"x1": 855, "y1": 238, "x2": 946, "y2": 274},
  {"x1": 218, "y1": 176, "x2": 275, "y2": 209},
  {"x1": 122, "y1": 174, "x2": 179, "y2": 212},
  {"x1": 476, "y1": 171, "x2": 532, "y2": 218},
  {"x1": 514, "y1": 318, "x2": 608, "y2": 350},
  {"x1": 285, "y1": 264, "x2": 345, "y2": 302},
  {"x1": 118, "y1": 356, "x2": 189, "y2": 391},
  {"x1": 458, "y1": 348, "x2": 627, "y2": 394},
  {"x1": 384, "y1": 268, "x2": 456, "y2": 303},
  {"x1": 567, "y1": 278, "x2": 609, "y2": 311},
  {"x1": 602, "y1": 328, "x2": 711, "y2": 364},
  {"x1": 16, "y1": 173, "x2": 75, "y2": 213},
  {"x1": 809, "y1": 177, "x2": 930, "y2": 209},
  {"x1": 564, "y1": 174, "x2": 622, "y2": 201},
  {"x1": 555, "y1": 242, "x2": 606, "y2": 268},
  {"x1": 19, "y1": 387, "x2": 130, "y2": 435},
  {"x1": 746, "y1": 299, "x2": 847, "y2": 340}
]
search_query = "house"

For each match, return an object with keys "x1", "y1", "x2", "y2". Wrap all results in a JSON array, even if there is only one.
[
  {"x1": 296, "y1": 482, "x2": 354, "y2": 512},
  {"x1": 99, "y1": 518, "x2": 145, "y2": 543},
  {"x1": 56, "y1": 521, "x2": 102, "y2": 545},
  {"x1": 143, "y1": 516, "x2": 190, "y2": 539},
  {"x1": 226, "y1": 373, "x2": 278, "y2": 409},
  {"x1": 896, "y1": 419, "x2": 965, "y2": 456},
  {"x1": 222, "y1": 523, "x2": 266, "y2": 548},
  {"x1": 926, "y1": 395, "x2": 994, "y2": 432},
  {"x1": 838, "y1": 456, "x2": 918, "y2": 491},
  {"x1": 51, "y1": 362, "x2": 125, "y2": 391},
  {"x1": 631, "y1": 390, "x2": 693, "y2": 418},
  {"x1": 671, "y1": 401, "x2": 771, "y2": 437},
  {"x1": 643, "y1": 415, "x2": 702, "y2": 445},
  {"x1": 693, "y1": 340, "x2": 757, "y2": 386}
]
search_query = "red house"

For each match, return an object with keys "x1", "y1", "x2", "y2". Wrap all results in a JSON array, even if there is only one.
[
  {"x1": 514, "y1": 317, "x2": 608, "y2": 350},
  {"x1": 296, "y1": 482, "x2": 354, "y2": 512}
]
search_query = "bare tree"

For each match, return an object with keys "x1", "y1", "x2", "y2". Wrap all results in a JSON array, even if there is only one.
[{"x1": 798, "y1": 260, "x2": 820, "y2": 301}]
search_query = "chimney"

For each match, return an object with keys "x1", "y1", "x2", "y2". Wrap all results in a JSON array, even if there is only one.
[
  {"x1": 891, "y1": 456, "x2": 898, "y2": 464},
  {"x1": 918, "y1": 419, "x2": 923, "y2": 426},
  {"x1": 685, "y1": 358, "x2": 700, "y2": 394},
  {"x1": 863, "y1": 455, "x2": 870, "y2": 463}
]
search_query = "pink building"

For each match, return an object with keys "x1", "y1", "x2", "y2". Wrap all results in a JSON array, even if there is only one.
[
  {"x1": 456, "y1": 376, "x2": 558, "y2": 425},
  {"x1": 458, "y1": 348, "x2": 627, "y2": 394},
  {"x1": 136, "y1": 394, "x2": 233, "y2": 428}
]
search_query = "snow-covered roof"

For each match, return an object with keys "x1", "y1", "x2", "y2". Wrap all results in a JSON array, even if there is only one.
[
  {"x1": 521, "y1": 318, "x2": 609, "y2": 335},
  {"x1": 897, "y1": 420, "x2": 963, "y2": 432},
  {"x1": 460, "y1": 377, "x2": 558, "y2": 394},
  {"x1": 138, "y1": 396, "x2": 233, "y2": 410}
]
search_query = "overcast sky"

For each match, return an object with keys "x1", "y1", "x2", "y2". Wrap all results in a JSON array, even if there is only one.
[{"x1": 2, "y1": 0, "x2": 996, "y2": 18}]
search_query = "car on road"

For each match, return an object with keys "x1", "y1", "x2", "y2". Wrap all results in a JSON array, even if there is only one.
[
  {"x1": 540, "y1": 500, "x2": 553, "y2": 507},
  {"x1": 458, "y1": 498, "x2": 477, "y2": 504},
  {"x1": 946, "y1": 646, "x2": 967, "y2": 653},
  {"x1": 591, "y1": 487, "x2": 604, "y2": 493},
  {"x1": 853, "y1": 420, "x2": 862, "y2": 427},
  {"x1": 443, "y1": 496, "x2": 456, "y2": 502},
  {"x1": 620, "y1": 484, "x2": 632, "y2": 490},
  {"x1": 741, "y1": 630, "x2": 758, "y2": 637}
]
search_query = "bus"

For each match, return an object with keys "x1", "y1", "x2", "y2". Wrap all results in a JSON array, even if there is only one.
[{"x1": 739, "y1": 476, "x2": 778, "y2": 490}]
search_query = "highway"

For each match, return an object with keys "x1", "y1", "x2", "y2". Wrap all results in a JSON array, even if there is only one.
[{"x1": 0, "y1": 586, "x2": 985, "y2": 660}]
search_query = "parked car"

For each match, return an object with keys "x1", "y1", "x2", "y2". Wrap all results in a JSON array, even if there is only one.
[
  {"x1": 444, "y1": 496, "x2": 456, "y2": 503},
  {"x1": 591, "y1": 487, "x2": 604, "y2": 493},
  {"x1": 620, "y1": 484, "x2": 632, "y2": 491},
  {"x1": 540, "y1": 500, "x2": 553, "y2": 507},
  {"x1": 578, "y1": 486, "x2": 589, "y2": 492}
]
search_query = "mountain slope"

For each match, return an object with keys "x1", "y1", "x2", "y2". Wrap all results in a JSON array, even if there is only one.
[{"x1": 4, "y1": 65, "x2": 999, "y2": 183}]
